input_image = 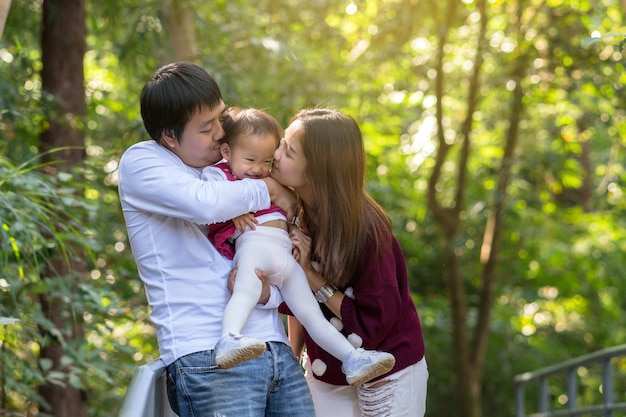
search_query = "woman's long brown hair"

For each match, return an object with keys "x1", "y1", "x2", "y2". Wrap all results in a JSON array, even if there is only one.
[{"x1": 293, "y1": 109, "x2": 392, "y2": 287}]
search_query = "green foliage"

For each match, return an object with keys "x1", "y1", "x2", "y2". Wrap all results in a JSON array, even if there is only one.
[
  {"x1": 1, "y1": 0, "x2": 626, "y2": 415},
  {"x1": 0, "y1": 152, "x2": 153, "y2": 416},
  {"x1": 0, "y1": 155, "x2": 83, "y2": 412}
]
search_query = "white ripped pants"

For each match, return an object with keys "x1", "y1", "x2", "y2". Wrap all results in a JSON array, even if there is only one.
[{"x1": 304, "y1": 356, "x2": 428, "y2": 417}]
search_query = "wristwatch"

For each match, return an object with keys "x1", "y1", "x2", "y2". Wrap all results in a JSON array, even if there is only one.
[{"x1": 314, "y1": 284, "x2": 338, "y2": 303}]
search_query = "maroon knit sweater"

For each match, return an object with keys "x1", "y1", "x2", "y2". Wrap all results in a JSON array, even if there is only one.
[{"x1": 280, "y1": 231, "x2": 425, "y2": 385}]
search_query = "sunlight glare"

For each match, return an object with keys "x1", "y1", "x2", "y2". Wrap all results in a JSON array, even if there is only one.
[
  {"x1": 0, "y1": 49, "x2": 13, "y2": 63},
  {"x1": 523, "y1": 302, "x2": 538, "y2": 316},
  {"x1": 261, "y1": 38, "x2": 281, "y2": 53},
  {"x1": 105, "y1": 159, "x2": 118, "y2": 173},
  {"x1": 87, "y1": 145, "x2": 104, "y2": 156},
  {"x1": 411, "y1": 37, "x2": 430, "y2": 51},
  {"x1": 406, "y1": 116, "x2": 436, "y2": 171},
  {"x1": 521, "y1": 324, "x2": 535, "y2": 336},
  {"x1": 389, "y1": 91, "x2": 406, "y2": 104}
]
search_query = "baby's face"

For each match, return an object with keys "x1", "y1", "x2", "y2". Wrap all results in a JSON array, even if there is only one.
[{"x1": 225, "y1": 133, "x2": 277, "y2": 179}]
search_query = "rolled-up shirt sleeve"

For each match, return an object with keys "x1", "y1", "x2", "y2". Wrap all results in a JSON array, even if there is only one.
[
  {"x1": 119, "y1": 143, "x2": 270, "y2": 224},
  {"x1": 258, "y1": 285, "x2": 284, "y2": 309}
]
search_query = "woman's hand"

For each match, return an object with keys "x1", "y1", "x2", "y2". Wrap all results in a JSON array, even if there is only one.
[
  {"x1": 227, "y1": 267, "x2": 271, "y2": 304},
  {"x1": 290, "y1": 227, "x2": 332, "y2": 298},
  {"x1": 290, "y1": 227, "x2": 342, "y2": 317},
  {"x1": 289, "y1": 227, "x2": 312, "y2": 272}
]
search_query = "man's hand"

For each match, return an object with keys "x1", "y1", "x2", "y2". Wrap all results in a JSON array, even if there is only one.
[
  {"x1": 262, "y1": 177, "x2": 296, "y2": 222},
  {"x1": 227, "y1": 267, "x2": 271, "y2": 304}
]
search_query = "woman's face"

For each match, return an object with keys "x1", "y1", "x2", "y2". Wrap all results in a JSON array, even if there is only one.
[{"x1": 271, "y1": 120, "x2": 308, "y2": 191}]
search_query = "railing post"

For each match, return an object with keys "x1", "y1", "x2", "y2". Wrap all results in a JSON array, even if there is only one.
[
  {"x1": 602, "y1": 358, "x2": 614, "y2": 417},
  {"x1": 515, "y1": 381, "x2": 525, "y2": 417},
  {"x1": 513, "y1": 345, "x2": 626, "y2": 417},
  {"x1": 119, "y1": 359, "x2": 177, "y2": 417},
  {"x1": 539, "y1": 376, "x2": 549, "y2": 414},
  {"x1": 567, "y1": 367, "x2": 577, "y2": 415}
]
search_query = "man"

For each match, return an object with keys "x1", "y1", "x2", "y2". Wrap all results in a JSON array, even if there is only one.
[{"x1": 118, "y1": 61, "x2": 314, "y2": 416}]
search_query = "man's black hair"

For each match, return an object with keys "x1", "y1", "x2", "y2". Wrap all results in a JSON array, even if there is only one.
[{"x1": 140, "y1": 62, "x2": 223, "y2": 143}]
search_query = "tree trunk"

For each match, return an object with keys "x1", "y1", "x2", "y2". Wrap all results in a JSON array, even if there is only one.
[
  {"x1": 38, "y1": 0, "x2": 87, "y2": 416},
  {"x1": 168, "y1": 0, "x2": 197, "y2": 62},
  {"x1": 40, "y1": 0, "x2": 86, "y2": 165},
  {"x1": 426, "y1": 0, "x2": 493, "y2": 415},
  {"x1": 0, "y1": 0, "x2": 10, "y2": 42},
  {"x1": 474, "y1": 29, "x2": 527, "y2": 415}
]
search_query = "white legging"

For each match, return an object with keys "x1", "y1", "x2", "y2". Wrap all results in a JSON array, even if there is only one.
[{"x1": 221, "y1": 225, "x2": 355, "y2": 362}]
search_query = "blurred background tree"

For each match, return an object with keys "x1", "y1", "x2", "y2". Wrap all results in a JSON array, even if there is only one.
[{"x1": 0, "y1": 0, "x2": 624, "y2": 416}]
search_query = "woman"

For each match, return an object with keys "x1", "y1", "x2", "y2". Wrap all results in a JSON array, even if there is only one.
[{"x1": 271, "y1": 108, "x2": 428, "y2": 417}]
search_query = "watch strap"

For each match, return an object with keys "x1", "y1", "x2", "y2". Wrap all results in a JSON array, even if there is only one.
[{"x1": 314, "y1": 284, "x2": 338, "y2": 303}]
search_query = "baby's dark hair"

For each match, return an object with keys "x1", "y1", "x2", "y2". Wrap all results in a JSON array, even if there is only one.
[{"x1": 223, "y1": 107, "x2": 283, "y2": 147}]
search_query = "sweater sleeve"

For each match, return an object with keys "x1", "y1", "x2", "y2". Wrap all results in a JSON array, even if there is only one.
[
  {"x1": 338, "y1": 235, "x2": 405, "y2": 349},
  {"x1": 118, "y1": 142, "x2": 270, "y2": 225}
]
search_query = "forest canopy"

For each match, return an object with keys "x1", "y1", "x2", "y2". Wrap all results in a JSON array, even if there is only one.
[{"x1": 1, "y1": 0, "x2": 625, "y2": 416}]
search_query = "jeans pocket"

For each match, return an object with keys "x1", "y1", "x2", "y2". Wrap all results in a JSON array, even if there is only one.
[{"x1": 165, "y1": 370, "x2": 180, "y2": 416}]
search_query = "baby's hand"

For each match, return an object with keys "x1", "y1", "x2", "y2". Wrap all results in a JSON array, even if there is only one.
[{"x1": 232, "y1": 213, "x2": 258, "y2": 233}]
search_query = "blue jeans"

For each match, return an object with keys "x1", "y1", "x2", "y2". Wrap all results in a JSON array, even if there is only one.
[{"x1": 166, "y1": 341, "x2": 315, "y2": 417}]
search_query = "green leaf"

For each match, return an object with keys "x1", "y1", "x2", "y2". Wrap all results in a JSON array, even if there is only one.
[{"x1": 39, "y1": 358, "x2": 53, "y2": 371}]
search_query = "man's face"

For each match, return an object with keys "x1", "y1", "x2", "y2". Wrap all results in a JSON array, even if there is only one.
[{"x1": 162, "y1": 102, "x2": 228, "y2": 168}]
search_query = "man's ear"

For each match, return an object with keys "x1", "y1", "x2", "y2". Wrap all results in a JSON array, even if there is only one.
[
  {"x1": 161, "y1": 130, "x2": 177, "y2": 149},
  {"x1": 220, "y1": 143, "x2": 231, "y2": 161}
]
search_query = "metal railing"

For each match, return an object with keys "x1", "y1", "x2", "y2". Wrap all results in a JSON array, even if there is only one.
[
  {"x1": 119, "y1": 359, "x2": 177, "y2": 417},
  {"x1": 515, "y1": 344, "x2": 626, "y2": 417}
]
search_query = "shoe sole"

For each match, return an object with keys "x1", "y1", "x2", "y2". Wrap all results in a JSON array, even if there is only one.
[
  {"x1": 346, "y1": 356, "x2": 396, "y2": 386},
  {"x1": 216, "y1": 342, "x2": 266, "y2": 369}
]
